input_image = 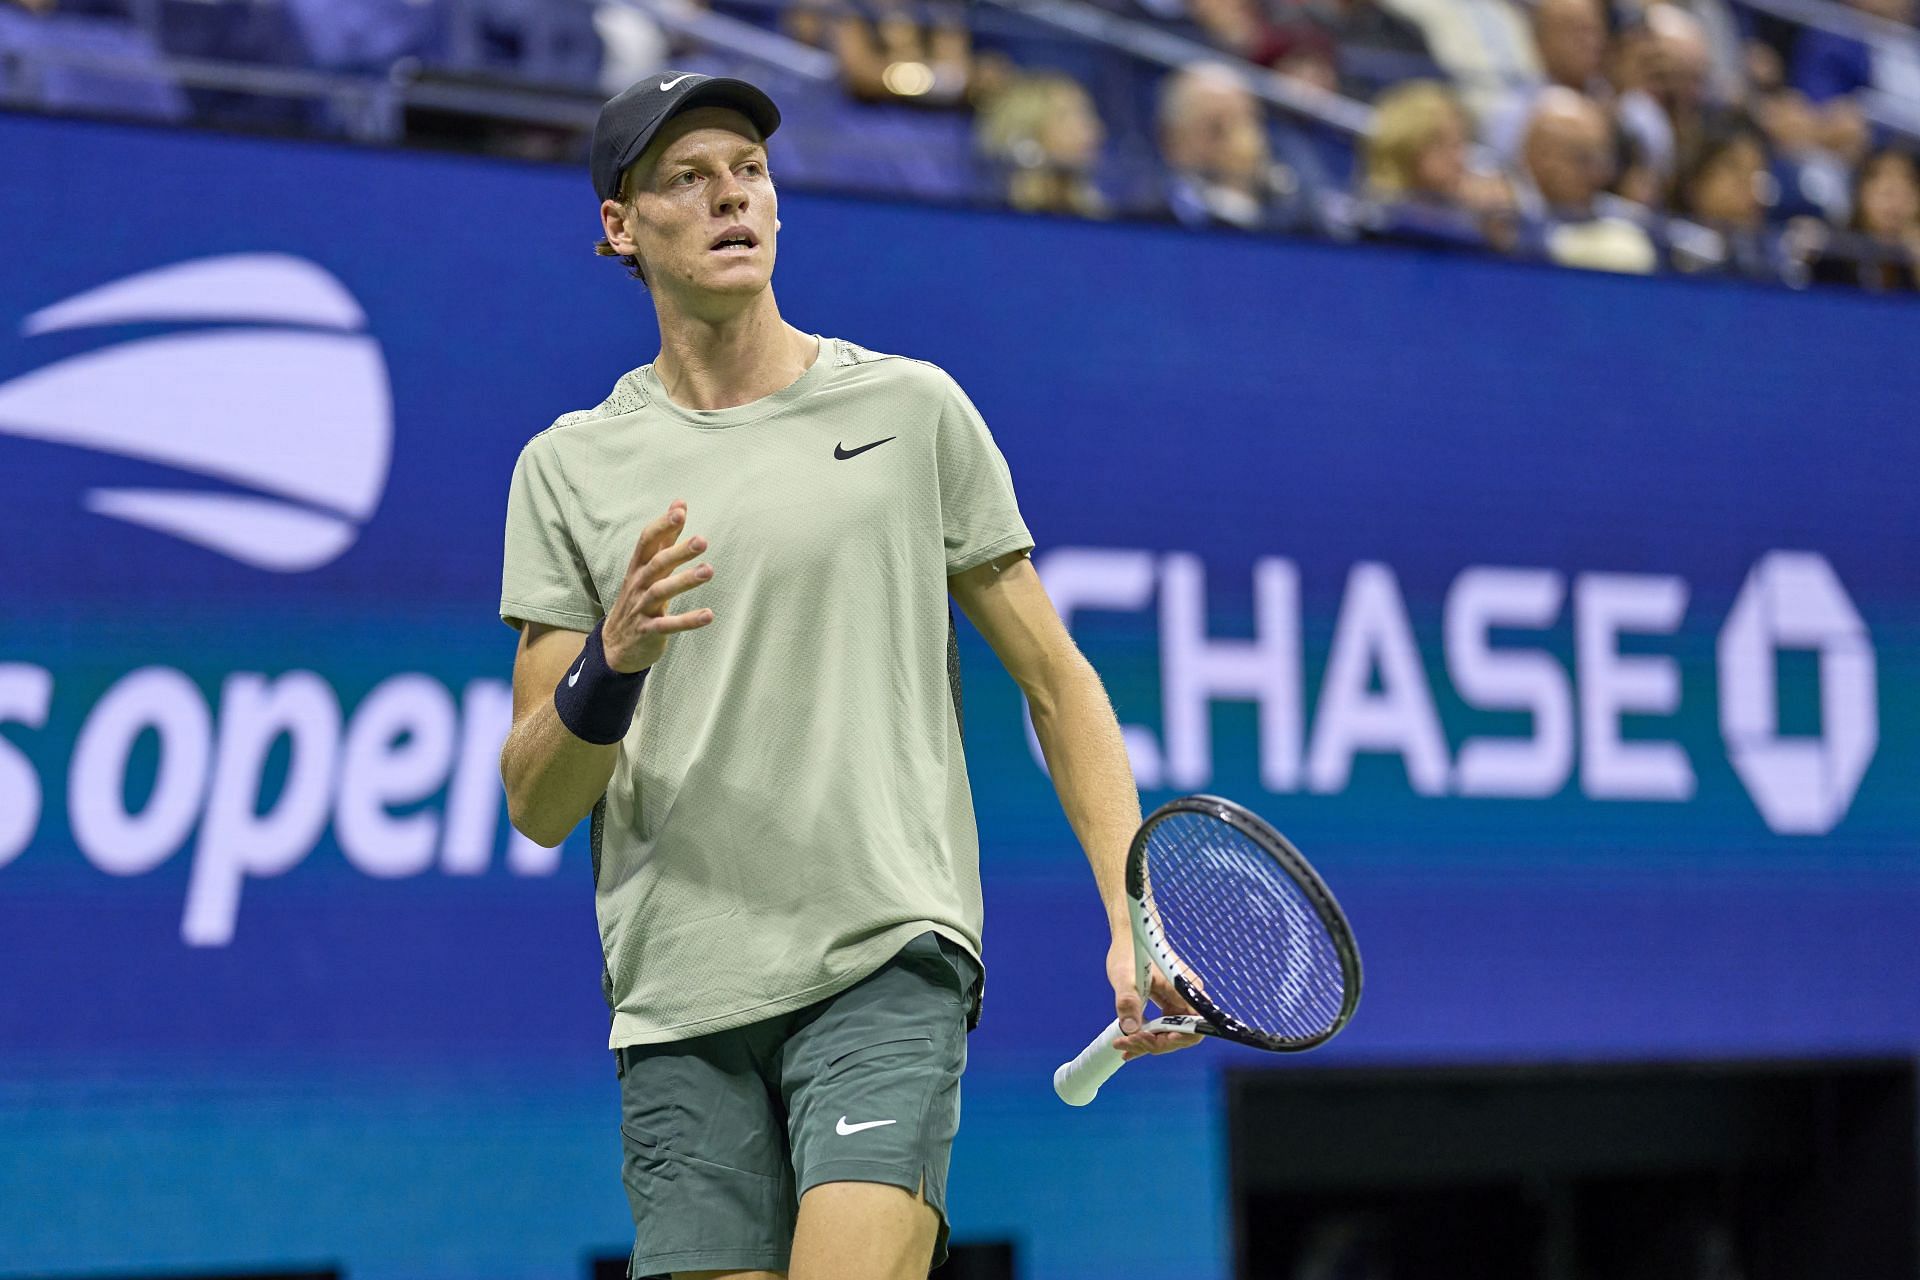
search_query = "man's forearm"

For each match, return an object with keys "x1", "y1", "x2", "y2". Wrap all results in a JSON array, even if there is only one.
[
  {"x1": 501, "y1": 702, "x2": 620, "y2": 847},
  {"x1": 1025, "y1": 653, "x2": 1141, "y2": 935}
]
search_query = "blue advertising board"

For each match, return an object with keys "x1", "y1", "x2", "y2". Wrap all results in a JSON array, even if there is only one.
[{"x1": 1, "y1": 108, "x2": 1917, "y2": 1280}]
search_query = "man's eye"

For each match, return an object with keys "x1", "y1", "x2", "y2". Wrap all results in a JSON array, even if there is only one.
[
  {"x1": 672, "y1": 171, "x2": 698, "y2": 186},
  {"x1": 740, "y1": 162, "x2": 763, "y2": 176}
]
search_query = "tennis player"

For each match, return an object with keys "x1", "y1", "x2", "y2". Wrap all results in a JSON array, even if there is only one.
[{"x1": 498, "y1": 71, "x2": 1197, "y2": 1280}]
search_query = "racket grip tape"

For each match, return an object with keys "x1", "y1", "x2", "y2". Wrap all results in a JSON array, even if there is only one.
[{"x1": 1052, "y1": 1017, "x2": 1127, "y2": 1106}]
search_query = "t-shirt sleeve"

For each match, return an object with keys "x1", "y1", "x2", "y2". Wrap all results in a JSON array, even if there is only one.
[
  {"x1": 499, "y1": 433, "x2": 602, "y2": 633},
  {"x1": 934, "y1": 372, "x2": 1034, "y2": 575}
]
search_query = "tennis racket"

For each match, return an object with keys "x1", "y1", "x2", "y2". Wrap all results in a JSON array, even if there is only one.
[{"x1": 1053, "y1": 794, "x2": 1362, "y2": 1106}]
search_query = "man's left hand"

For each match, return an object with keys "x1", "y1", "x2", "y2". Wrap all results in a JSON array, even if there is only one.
[{"x1": 1107, "y1": 931, "x2": 1206, "y2": 1061}]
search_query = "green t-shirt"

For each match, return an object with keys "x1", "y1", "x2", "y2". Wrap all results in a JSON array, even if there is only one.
[{"x1": 499, "y1": 335, "x2": 1033, "y2": 1046}]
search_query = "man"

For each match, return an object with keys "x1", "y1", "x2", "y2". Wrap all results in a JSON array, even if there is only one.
[
  {"x1": 1517, "y1": 87, "x2": 1659, "y2": 273},
  {"x1": 1615, "y1": 3, "x2": 1720, "y2": 200},
  {"x1": 1486, "y1": 0, "x2": 1612, "y2": 161},
  {"x1": 496, "y1": 72, "x2": 1197, "y2": 1280},
  {"x1": 1157, "y1": 62, "x2": 1322, "y2": 234}
]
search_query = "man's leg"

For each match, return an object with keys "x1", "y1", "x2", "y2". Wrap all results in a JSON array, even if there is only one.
[
  {"x1": 780, "y1": 933, "x2": 980, "y2": 1279},
  {"x1": 788, "y1": 1180, "x2": 941, "y2": 1280},
  {"x1": 618, "y1": 1026, "x2": 798, "y2": 1280}
]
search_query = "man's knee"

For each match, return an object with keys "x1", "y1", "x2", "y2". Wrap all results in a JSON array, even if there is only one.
[{"x1": 790, "y1": 1180, "x2": 941, "y2": 1280}]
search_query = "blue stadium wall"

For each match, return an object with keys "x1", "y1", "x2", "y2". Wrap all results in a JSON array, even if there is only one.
[{"x1": 1, "y1": 109, "x2": 1916, "y2": 1280}]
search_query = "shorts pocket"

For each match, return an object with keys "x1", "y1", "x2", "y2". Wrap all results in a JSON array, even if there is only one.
[{"x1": 826, "y1": 1034, "x2": 933, "y2": 1072}]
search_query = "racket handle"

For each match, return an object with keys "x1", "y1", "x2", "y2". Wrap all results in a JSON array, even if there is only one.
[{"x1": 1053, "y1": 1018, "x2": 1126, "y2": 1106}]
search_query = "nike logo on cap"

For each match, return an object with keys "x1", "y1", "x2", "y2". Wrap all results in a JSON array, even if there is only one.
[
  {"x1": 660, "y1": 74, "x2": 698, "y2": 91},
  {"x1": 568, "y1": 660, "x2": 584, "y2": 687},
  {"x1": 836, "y1": 1117, "x2": 896, "y2": 1135},
  {"x1": 834, "y1": 437, "x2": 895, "y2": 460}
]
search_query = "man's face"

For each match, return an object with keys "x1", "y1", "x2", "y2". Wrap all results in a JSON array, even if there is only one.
[
  {"x1": 1526, "y1": 103, "x2": 1611, "y2": 211},
  {"x1": 1172, "y1": 81, "x2": 1270, "y2": 187},
  {"x1": 1649, "y1": 26, "x2": 1709, "y2": 110},
  {"x1": 1535, "y1": 0, "x2": 1605, "y2": 89},
  {"x1": 603, "y1": 107, "x2": 778, "y2": 301}
]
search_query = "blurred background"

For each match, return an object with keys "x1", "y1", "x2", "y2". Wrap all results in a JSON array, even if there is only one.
[{"x1": 0, "y1": 0, "x2": 1917, "y2": 1278}]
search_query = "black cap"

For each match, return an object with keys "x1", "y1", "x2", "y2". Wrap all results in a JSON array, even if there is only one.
[{"x1": 591, "y1": 71, "x2": 782, "y2": 201}]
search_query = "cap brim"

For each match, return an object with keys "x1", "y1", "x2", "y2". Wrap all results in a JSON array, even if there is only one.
[{"x1": 613, "y1": 78, "x2": 782, "y2": 186}]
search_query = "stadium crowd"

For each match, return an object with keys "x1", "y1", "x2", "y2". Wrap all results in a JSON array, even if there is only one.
[{"x1": 3, "y1": 0, "x2": 1918, "y2": 289}]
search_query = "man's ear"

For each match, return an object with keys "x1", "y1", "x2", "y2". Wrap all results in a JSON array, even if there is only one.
[{"x1": 602, "y1": 198, "x2": 636, "y2": 254}]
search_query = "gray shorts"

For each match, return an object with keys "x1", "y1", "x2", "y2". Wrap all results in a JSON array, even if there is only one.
[{"x1": 615, "y1": 930, "x2": 982, "y2": 1279}]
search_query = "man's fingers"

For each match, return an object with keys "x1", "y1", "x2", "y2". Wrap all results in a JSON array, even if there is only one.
[
  {"x1": 1111, "y1": 1029, "x2": 1206, "y2": 1060},
  {"x1": 641, "y1": 534, "x2": 707, "y2": 586},
  {"x1": 626, "y1": 501, "x2": 688, "y2": 578},
  {"x1": 1149, "y1": 971, "x2": 1201, "y2": 1017},
  {"x1": 637, "y1": 563, "x2": 714, "y2": 612},
  {"x1": 1113, "y1": 985, "x2": 1145, "y2": 1037},
  {"x1": 641, "y1": 608, "x2": 715, "y2": 634}
]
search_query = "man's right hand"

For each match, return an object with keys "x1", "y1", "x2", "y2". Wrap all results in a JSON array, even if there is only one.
[{"x1": 602, "y1": 499, "x2": 716, "y2": 673}]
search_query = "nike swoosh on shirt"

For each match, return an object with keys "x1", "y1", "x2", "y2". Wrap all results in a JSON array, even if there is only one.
[
  {"x1": 836, "y1": 1117, "x2": 897, "y2": 1135},
  {"x1": 834, "y1": 437, "x2": 895, "y2": 460},
  {"x1": 660, "y1": 74, "x2": 698, "y2": 91}
]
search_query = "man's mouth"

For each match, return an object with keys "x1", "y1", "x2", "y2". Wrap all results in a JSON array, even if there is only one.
[{"x1": 710, "y1": 228, "x2": 759, "y2": 253}]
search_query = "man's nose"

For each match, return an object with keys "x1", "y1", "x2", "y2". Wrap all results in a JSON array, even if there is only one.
[{"x1": 714, "y1": 173, "x2": 748, "y2": 215}]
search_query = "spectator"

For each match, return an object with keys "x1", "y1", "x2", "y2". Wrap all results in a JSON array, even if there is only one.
[
  {"x1": 1755, "y1": 86, "x2": 1867, "y2": 222},
  {"x1": 1810, "y1": 147, "x2": 1920, "y2": 289},
  {"x1": 1488, "y1": 0, "x2": 1612, "y2": 161},
  {"x1": 1617, "y1": 0, "x2": 1752, "y2": 107},
  {"x1": 832, "y1": 0, "x2": 976, "y2": 109},
  {"x1": 1157, "y1": 62, "x2": 1318, "y2": 232},
  {"x1": 1791, "y1": 0, "x2": 1920, "y2": 105},
  {"x1": 1518, "y1": 87, "x2": 1660, "y2": 271},
  {"x1": 1362, "y1": 79, "x2": 1517, "y2": 248},
  {"x1": 1616, "y1": 3, "x2": 1725, "y2": 202},
  {"x1": 1669, "y1": 118, "x2": 1792, "y2": 279},
  {"x1": 1372, "y1": 0, "x2": 1541, "y2": 125},
  {"x1": 976, "y1": 71, "x2": 1109, "y2": 217}
]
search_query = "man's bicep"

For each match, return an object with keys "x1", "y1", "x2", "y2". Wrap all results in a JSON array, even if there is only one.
[
  {"x1": 510, "y1": 621, "x2": 590, "y2": 724},
  {"x1": 949, "y1": 551, "x2": 1077, "y2": 693}
]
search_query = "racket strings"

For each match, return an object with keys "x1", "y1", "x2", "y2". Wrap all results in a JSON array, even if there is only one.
[{"x1": 1142, "y1": 812, "x2": 1348, "y2": 1043}]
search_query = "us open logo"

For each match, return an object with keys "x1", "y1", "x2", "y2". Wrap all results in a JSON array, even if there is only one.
[{"x1": 0, "y1": 252, "x2": 391, "y2": 571}]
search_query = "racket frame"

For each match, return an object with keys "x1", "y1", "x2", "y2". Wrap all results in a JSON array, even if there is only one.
[
  {"x1": 1052, "y1": 794, "x2": 1361, "y2": 1105},
  {"x1": 1132, "y1": 793, "x2": 1362, "y2": 1053}
]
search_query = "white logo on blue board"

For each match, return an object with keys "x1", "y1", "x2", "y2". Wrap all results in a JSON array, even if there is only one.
[{"x1": 0, "y1": 253, "x2": 392, "y2": 572}]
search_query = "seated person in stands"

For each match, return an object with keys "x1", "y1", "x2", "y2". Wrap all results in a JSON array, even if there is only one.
[
  {"x1": 1487, "y1": 0, "x2": 1614, "y2": 163},
  {"x1": 822, "y1": 0, "x2": 976, "y2": 108},
  {"x1": 1666, "y1": 118, "x2": 1793, "y2": 280},
  {"x1": 1359, "y1": 79, "x2": 1518, "y2": 251},
  {"x1": 975, "y1": 70, "x2": 1110, "y2": 218},
  {"x1": 1616, "y1": 4, "x2": 1742, "y2": 208},
  {"x1": 1156, "y1": 62, "x2": 1320, "y2": 233},
  {"x1": 1753, "y1": 84, "x2": 1867, "y2": 224},
  {"x1": 1808, "y1": 147, "x2": 1920, "y2": 291},
  {"x1": 1517, "y1": 87, "x2": 1659, "y2": 273}
]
